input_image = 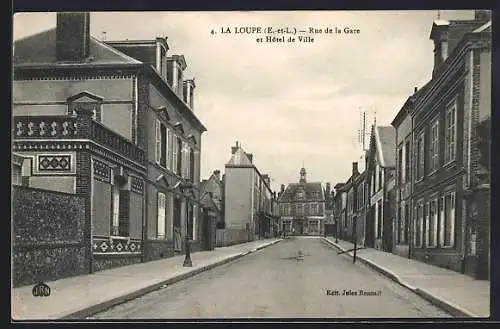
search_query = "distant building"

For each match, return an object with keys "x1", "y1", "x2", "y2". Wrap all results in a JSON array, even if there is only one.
[
  {"x1": 278, "y1": 167, "x2": 325, "y2": 236},
  {"x1": 333, "y1": 183, "x2": 347, "y2": 239},
  {"x1": 200, "y1": 170, "x2": 223, "y2": 228},
  {"x1": 364, "y1": 125, "x2": 396, "y2": 252},
  {"x1": 224, "y1": 142, "x2": 277, "y2": 240}
]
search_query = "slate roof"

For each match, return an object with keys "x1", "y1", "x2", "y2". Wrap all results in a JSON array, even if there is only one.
[
  {"x1": 375, "y1": 126, "x2": 396, "y2": 168},
  {"x1": 278, "y1": 182, "x2": 324, "y2": 203},
  {"x1": 13, "y1": 28, "x2": 142, "y2": 66}
]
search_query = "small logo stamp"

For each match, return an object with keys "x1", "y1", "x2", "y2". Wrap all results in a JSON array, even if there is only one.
[{"x1": 32, "y1": 282, "x2": 51, "y2": 297}]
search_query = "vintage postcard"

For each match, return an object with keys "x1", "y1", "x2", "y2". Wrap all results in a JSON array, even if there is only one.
[{"x1": 11, "y1": 10, "x2": 491, "y2": 321}]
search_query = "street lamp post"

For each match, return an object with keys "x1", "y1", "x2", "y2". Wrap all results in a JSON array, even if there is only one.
[{"x1": 179, "y1": 181, "x2": 194, "y2": 267}]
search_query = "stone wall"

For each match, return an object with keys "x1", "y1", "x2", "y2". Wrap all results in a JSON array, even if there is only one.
[
  {"x1": 216, "y1": 228, "x2": 249, "y2": 247},
  {"x1": 12, "y1": 186, "x2": 88, "y2": 287}
]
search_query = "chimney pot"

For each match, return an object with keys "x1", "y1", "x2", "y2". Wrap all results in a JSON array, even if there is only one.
[
  {"x1": 281, "y1": 184, "x2": 285, "y2": 193},
  {"x1": 414, "y1": 87, "x2": 418, "y2": 93}
]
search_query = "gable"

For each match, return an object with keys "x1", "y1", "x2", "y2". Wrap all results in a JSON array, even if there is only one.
[
  {"x1": 187, "y1": 134, "x2": 197, "y2": 145},
  {"x1": 174, "y1": 122, "x2": 185, "y2": 135},
  {"x1": 67, "y1": 91, "x2": 104, "y2": 103},
  {"x1": 155, "y1": 106, "x2": 171, "y2": 122}
]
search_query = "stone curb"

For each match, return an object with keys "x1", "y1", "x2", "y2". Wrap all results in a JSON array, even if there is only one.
[
  {"x1": 321, "y1": 238, "x2": 477, "y2": 318},
  {"x1": 62, "y1": 239, "x2": 283, "y2": 320}
]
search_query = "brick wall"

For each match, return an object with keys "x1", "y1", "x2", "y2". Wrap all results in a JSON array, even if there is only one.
[{"x1": 12, "y1": 186, "x2": 88, "y2": 287}]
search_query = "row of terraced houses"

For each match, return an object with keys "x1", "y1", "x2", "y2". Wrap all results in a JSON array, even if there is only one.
[
  {"x1": 11, "y1": 12, "x2": 279, "y2": 287},
  {"x1": 332, "y1": 10, "x2": 491, "y2": 280}
]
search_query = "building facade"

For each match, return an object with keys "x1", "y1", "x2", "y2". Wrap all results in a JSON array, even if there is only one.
[
  {"x1": 364, "y1": 126, "x2": 396, "y2": 252},
  {"x1": 333, "y1": 183, "x2": 347, "y2": 240},
  {"x1": 223, "y1": 142, "x2": 277, "y2": 240},
  {"x1": 278, "y1": 168, "x2": 325, "y2": 236},
  {"x1": 12, "y1": 12, "x2": 207, "y2": 275},
  {"x1": 392, "y1": 11, "x2": 491, "y2": 278}
]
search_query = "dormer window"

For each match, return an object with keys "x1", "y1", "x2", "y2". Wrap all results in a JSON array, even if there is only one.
[{"x1": 67, "y1": 91, "x2": 103, "y2": 122}]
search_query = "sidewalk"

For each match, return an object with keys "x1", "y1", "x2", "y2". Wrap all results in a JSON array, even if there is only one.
[
  {"x1": 322, "y1": 237, "x2": 490, "y2": 318},
  {"x1": 12, "y1": 238, "x2": 282, "y2": 320}
]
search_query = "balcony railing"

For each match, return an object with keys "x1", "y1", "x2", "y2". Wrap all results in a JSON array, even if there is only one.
[
  {"x1": 90, "y1": 121, "x2": 145, "y2": 164},
  {"x1": 13, "y1": 115, "x2": 145, "y2": 165},
  {"x1": 14, "y1": 116, "x2": 79, "y2": 139}
]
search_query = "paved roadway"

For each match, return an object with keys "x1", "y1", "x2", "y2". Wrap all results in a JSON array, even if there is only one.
[{"x1": 91, "y1": 236, "x2": 451, "y2": 319}]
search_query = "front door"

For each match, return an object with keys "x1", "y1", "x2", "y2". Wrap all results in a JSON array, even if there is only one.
[{"x1": 299, "y1": 221, "x2": 304, "y2": 235}]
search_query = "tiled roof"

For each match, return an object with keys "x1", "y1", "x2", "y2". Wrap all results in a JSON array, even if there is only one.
[
  {"x1": 13, "y1": 28, "x2": 142, "y2": 66},
  {"x1": 375, "y1": 126, "x2": 396, "y2": 168},
  {"x1": 278, "y1": 182, "x2": 324, "y2": 202}
]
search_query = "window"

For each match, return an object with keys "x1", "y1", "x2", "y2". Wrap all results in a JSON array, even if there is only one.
[
  {"x1": 441, "y1": 192, "x2": 456, "y2": 247},
  {"x1": 176, "y1": 137, "x2": 182, "y2": 176},
  {"x1": 167, "y1": 129, "x2": 172, "y2": 170},
  {"x1": 155, "y1": 120, "x2": 168, "y2": 167},
  {"x1": 415, "y1": 201, "x2": 424, "y2": 248},
  {"x1": 397, "y1": 204, "x2": 403, "y2": 244},
  {"x1": 445, "y1": 101, "x2": 457, "y2": 163},
  {"x1": 398, "y1": 147, "x2": 403, "y2": 185},
  {"x1": 378, "y1": 167, "x2": 382, "y2": 191},
  {"x1": 111, "y1": 179, "x2": 120, "y2": 236},
  {"x1": 417, "y1": 132, "x2": 425, "y2": 180},
  {"x1": 189, "y1": 148, "x2": 195, "y2": 182},
  {"x1": 430, "y1": 120, "x2": 439, "y2": 172},
  {"x1": 157, "y1": 192, "x2": 166, "y2": 239},
  {"x1": 377, "y1": 200, "x2": 382, "y2": 238},
  {"x1": 404, "y1": 204, "x2": 409, "y2": 243},
  {"x1": 404, "y1": 141, "x2": 410, "y2": 183},
  {"x1": 428, "y1": 199, "x2": 438, "y2": 247}
]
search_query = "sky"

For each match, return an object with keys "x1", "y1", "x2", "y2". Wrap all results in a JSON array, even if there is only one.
[{"x1": 13, "y1": 10, "x2": 476, "y2": 192}]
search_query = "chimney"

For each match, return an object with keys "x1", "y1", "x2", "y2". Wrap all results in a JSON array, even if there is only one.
[
  {"x1": 281, "y1": 184, "x2": 285, "y2": 193},
  {"x1": 167, "y1": 55, "x2": 186, "y2": 97},
  {"x1": 325, "y1": 182, "x2": 331, "y2": 195},
  {"x1": 56, "y1": 12, "x2": 91, "y2": 62},
  {"x1": 183, "y1": 79, "x2": 196, "y2": 110},
  {"x1": 231, "y1": 141, "x2": 239, "y2": 155},
  {"x1": 414, "y1": 87, "x2": 418, "y2": 93},
  {"x1": 213, "y1": 169, "x2": 221, "y2": 182},
  {"x1": 430, "y1": 20, "x2": 450, "y2": 78},
  {"x1": 352, "y1": 162, "x2": 359, "y2": 176},
  {"x1": 475, "y1": 10, "x2": 491, "y2": 22}
]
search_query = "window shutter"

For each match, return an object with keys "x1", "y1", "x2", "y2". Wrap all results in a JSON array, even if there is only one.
[
  {"x1": 172, "y1": 134, "x2": 178, "y2": 173},
  {"x1": 166, "y1": 128, "x2": 170, "y2": 170},
  {"x1": 157, "y1": 192, "x2": 166, "y2": 239},
  {"x1": 450, "y1": 193, "x2": 456, "y2": 247},
  {"x1": 155, "y1": 120, "x2": 161, "y2": 164},
  {"x1": 439, "y1": 196, "x2": 445, "y2": 246}
]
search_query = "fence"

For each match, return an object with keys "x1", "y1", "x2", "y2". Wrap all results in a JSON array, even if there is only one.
[{"x1": 215, "y1": 228, "x2": 249, "y2": 247}]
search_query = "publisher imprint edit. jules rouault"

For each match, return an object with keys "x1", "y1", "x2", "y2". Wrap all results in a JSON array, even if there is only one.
[{"x1": 326, "y1": 289, "x2": 382, "y2": 296}]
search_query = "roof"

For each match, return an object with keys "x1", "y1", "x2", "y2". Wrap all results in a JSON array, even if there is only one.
[
  {"x1": 226, "y1": 147, "x2": 253, "y2": 166},
  {"x1": 473, "y1": 21, "x2": 491, "y2": 33},
  {"x1": 278, "y1": 182, "x2": 324, "y2": 203},
  {"x1": 375, "y1": 126, "x2": 396, "y2": 168},
  {"x1": 13, "y1": 28, "x2": 142, "y2": 66},
  {"x1": 200, "y1": 192, "x2": 220, "y2": 212}
]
